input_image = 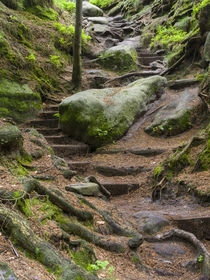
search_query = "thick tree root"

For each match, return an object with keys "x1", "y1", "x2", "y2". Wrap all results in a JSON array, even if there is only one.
[
  {"x1": 23, "y1": 179, "x2": 94, "y2": 221},
  {"x1": 0, "y1": 207, "x2": 99, "y2": 280},
  {"x1": 59, "y1": 219, "x2": 126, "y2": 253},
  {"x1": 77, "y1": 195, "x2": 143, "y2": 249},
  {"x1": 145, "y1": 229, "x2": 210, "y2": 278}
]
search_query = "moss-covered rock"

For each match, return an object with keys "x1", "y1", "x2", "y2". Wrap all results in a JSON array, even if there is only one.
[
  {"x1": 98, "y1": 37, "x2": 139, "y2": 73},
  {"x1": 203, "y1": 32, "x2": 210, "y2": 62},
  {"x1": 0, "y1": 123, "x2": 23, "y2": 151},
  {"x1": 82, "y1": 1, "x2": 103, "y2": 17},
  {"x1": 145, "y1": 90, "x2": 207, "y2": 137},
  {"x1": 0, "y1": 79, "x2": 42, "y2": 123},
  {"x1": 59, "y1": 76, "x2": 166, "y2": 148}
]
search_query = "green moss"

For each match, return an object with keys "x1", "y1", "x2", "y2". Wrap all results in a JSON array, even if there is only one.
[
  {"x1": 154, "y1": 164, "x2": 164, "y2": 179},
  {"x1": 98, "y1": 50, "x2": 138, "y2": 74},
  {"x1": 28, "y1": 6, "x2": 58, "y2": 20},
  {"x1": 69, "y1": 248, "x2": 93, "y2": 270},
  {"x1": 0, "y1": 79, "x2": 42, "y2": 122}
]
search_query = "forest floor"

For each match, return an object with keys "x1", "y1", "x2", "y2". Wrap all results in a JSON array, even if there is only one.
[{"x1": 0, "y1": 3, "x2": 209, "y2": 280}]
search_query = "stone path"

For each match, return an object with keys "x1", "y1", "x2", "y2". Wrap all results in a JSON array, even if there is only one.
[{"x1": 27, "y1": 10, "x2": 209, "y2": 280}]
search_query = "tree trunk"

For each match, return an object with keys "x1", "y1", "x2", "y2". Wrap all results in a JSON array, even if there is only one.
[{"x1": 72, "y1": 0, "x2": 83, "y2": 88}]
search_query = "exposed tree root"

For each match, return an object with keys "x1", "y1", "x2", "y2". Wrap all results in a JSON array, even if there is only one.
[
  {"x1": 77, "y1": 195, "x2": 143, "y2": 249},
  {"x1": 23, "y1": 179, "x2": 94, "y2": 221},
  {"x1": 0, "y1": 208, "x2": 99, "y2": 280},
  {"x1": 145, "y1": 229, "x2": 210, "y2": 278},
  {"x1": 86, "y1": 175, "x2": 111, "y2": 199},
  {"x1": 59, "y1": 219, "x2": 126, "y2": 253},
  {"x1": 160, "y1": 54, "x2": 186, "y2": 76},
  {"x1": 104, "y1": 71, "x2": 160, "y2": 85}
]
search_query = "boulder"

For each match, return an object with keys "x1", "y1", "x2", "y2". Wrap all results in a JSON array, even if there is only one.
[
  {"x1": 87, "y1": 17, "x2": 109, "y2": 25},
  {"x1": 59, "y1": 76, "x2": 166, "y2": 148},
  {"x1": 65, "y1": 183, "x2": 100, "y2": 196},
  {"x1": 98, "y1": 36, "x2": 140, "y2": 73},
  {"x1": 82, "y1": 1, "x2": 103, "y2": 17},
  {"x1": 145, "y1": 90, "x2": 207, "y2": 137},
  {"x1": 132, "y1": 211, "x2": 169, "y2": 234},
  {"x1": 87, "y1": 23, "x2": 111, "y2": 36},
  {"x1": 0, "y1": 122, "x2": 22, "y2": 151},
  {"x1": 203, "y1": 32, "x2": 210, "y2": 62},
  {"x1": 153, "y1": 243, "x2": 185, "y2": 258},
  {"x1": 0, "y1": 79, "x2": 42, "y2": 123},
  {"x1": 199, "y1": 4, "x2": 210, "y2": 35}
]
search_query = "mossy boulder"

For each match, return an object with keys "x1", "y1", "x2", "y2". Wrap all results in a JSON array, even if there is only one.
[
  {"x1": 59, "y1": 76, "x2": 167, "y2": 148},
  {"x1": 1, "y1": 0, "x2": 54, "y2": 10},
  {"x1": 0, "y1": 122, "x2": 23, "y2": 151},
  {"x1": 199, "y1": 4, "x2": 210, "y2": 35},
  {"x1": 203, "y1": 32, "x2": 210, "y2": 62},
  {"x1": 0, "y1": 79, "x2": 42, "y2": 123},
  {"x1": 145, "y1": 90, "x2": 207, "y2": 137},
  {"x1": 82, "y1": 1, "x2": 103, "y2": 17},
  {"x1": 98, "y1": 37, "x2": 140, "y2": 73}
]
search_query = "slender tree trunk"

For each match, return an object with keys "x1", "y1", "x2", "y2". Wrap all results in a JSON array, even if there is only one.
[{"x1": 72, "y1": 0, "x2": 83, "y2": 88}]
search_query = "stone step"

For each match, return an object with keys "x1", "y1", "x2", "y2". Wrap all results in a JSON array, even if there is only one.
[
  {"x1": 45, "y1": 135, "x2": 76, "y2": 145},
  {"x1": 66, "y1": 160, "x2": 90, "y2": 172},
  {"x1": 30, "y1": 119, "x2": 58, "y2": 128},
  {"x1": 95, "y1": 165, "x2": 151, "y2": 177},
  {"x1": 51, "y1": 144, "x2": 89, "y2": 157},
  {"x1": 138, "y1": 56, "x2": 164, "y2": 65},
  {"x1": 39, "y1": 111, "x2": 58, "y2": 119},
  {"x1": 37, "y1": 128, "x2": 61, "y2": 136},
  {"x1": 44, "y1": 105, "x2": 59, "y2": 111},
  {"x1": 172, "y1": 215, "x2": 210, "y2": 240},
  {"x1": 100, "y1": 182, "x2": 140, "y2": 196}
]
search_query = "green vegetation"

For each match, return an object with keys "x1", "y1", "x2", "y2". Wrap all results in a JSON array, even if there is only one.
[
  {"x1": 87, "y1": 260, "x2": 119, "y2": 280},
  {"x1": 90, "y1": 0, "x2": 116, "y2": 8},
  {"x1": 150, "y1": 25, "x2": 188, "y2": 50},
  {"x1": 55, "y1": 0, "x2": 76, "y2": 12}
]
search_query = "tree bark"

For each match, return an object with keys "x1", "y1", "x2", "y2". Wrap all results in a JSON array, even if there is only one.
[{"x1": 72, "y1": 0, "x2": 83, "y2": 88}]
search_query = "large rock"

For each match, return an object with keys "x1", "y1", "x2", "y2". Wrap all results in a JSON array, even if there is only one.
[
  {"x1": 87, "y1": 23, "x2": 111, "y2": 36},
  {"x1": 87, "y1": 17, "x2": 109, "y2": 25},
  {"x1": 145, "y1": 90, "x2": 207, "y2": 137},
  {"x1": 0, "y1": 122, "x2": 23, "y2": 151},
  {"x1": 59, "y1": 76, "x2": 166, "y2": 148},
  {"x1": 132, "y1": 211, "x2": 169, "y2": 234},
  {"x1": 199, "y1": 4, "x2": 210, "y2": 35},
  {"x1": 98, "y1": 37, "x2": 140, "y2": 73},
  {"x1": 82, "y1": 1, "x2": 103, "y2": 17},
  {"x1": 203, "y1": 32, "x2": 210, "y2": 62},
  {"x1": 65, "y1": 183, "x2": 100, "y2": 196},
  {"x1": 0, "y1": 79, "x2": 42, "y2": 123}
]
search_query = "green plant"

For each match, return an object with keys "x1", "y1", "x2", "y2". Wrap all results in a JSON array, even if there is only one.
[
  {"x1": 55, "y1": 0, "x2": 76, "y2": 12},
  {"x1": 197, "y1": 255, "x2": 204, "y2": 263},
  {"x1": 49, "y1": 55, "x2": 62, "y2": 68},
  {"x1": 150, "y1": 25, "x2": 188, "y2": 50},
  {"x1": 25, "y1": 52, "x2": 36, "y2": 62},
  {"x1": 53, "y1": 112, "x2": 60, "y2": 118},
  {"x1": 90, "y1": 0, "x2": 116, "y2": 8},
  {"x1": 87, "y1": 260, "x2": 119, "y2": 280}
]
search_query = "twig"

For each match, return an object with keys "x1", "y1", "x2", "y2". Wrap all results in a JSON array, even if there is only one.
[{"x1": 8, "y1": 239, "x2": 19, "y2": 258}]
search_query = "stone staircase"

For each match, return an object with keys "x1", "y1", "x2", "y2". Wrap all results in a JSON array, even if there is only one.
[
  {"x1": 29, "y1": 102, "x2": 90, "y2": 172},
  {"x1": 136, "y1": 47, "x2": 166, "y2": 75}
]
